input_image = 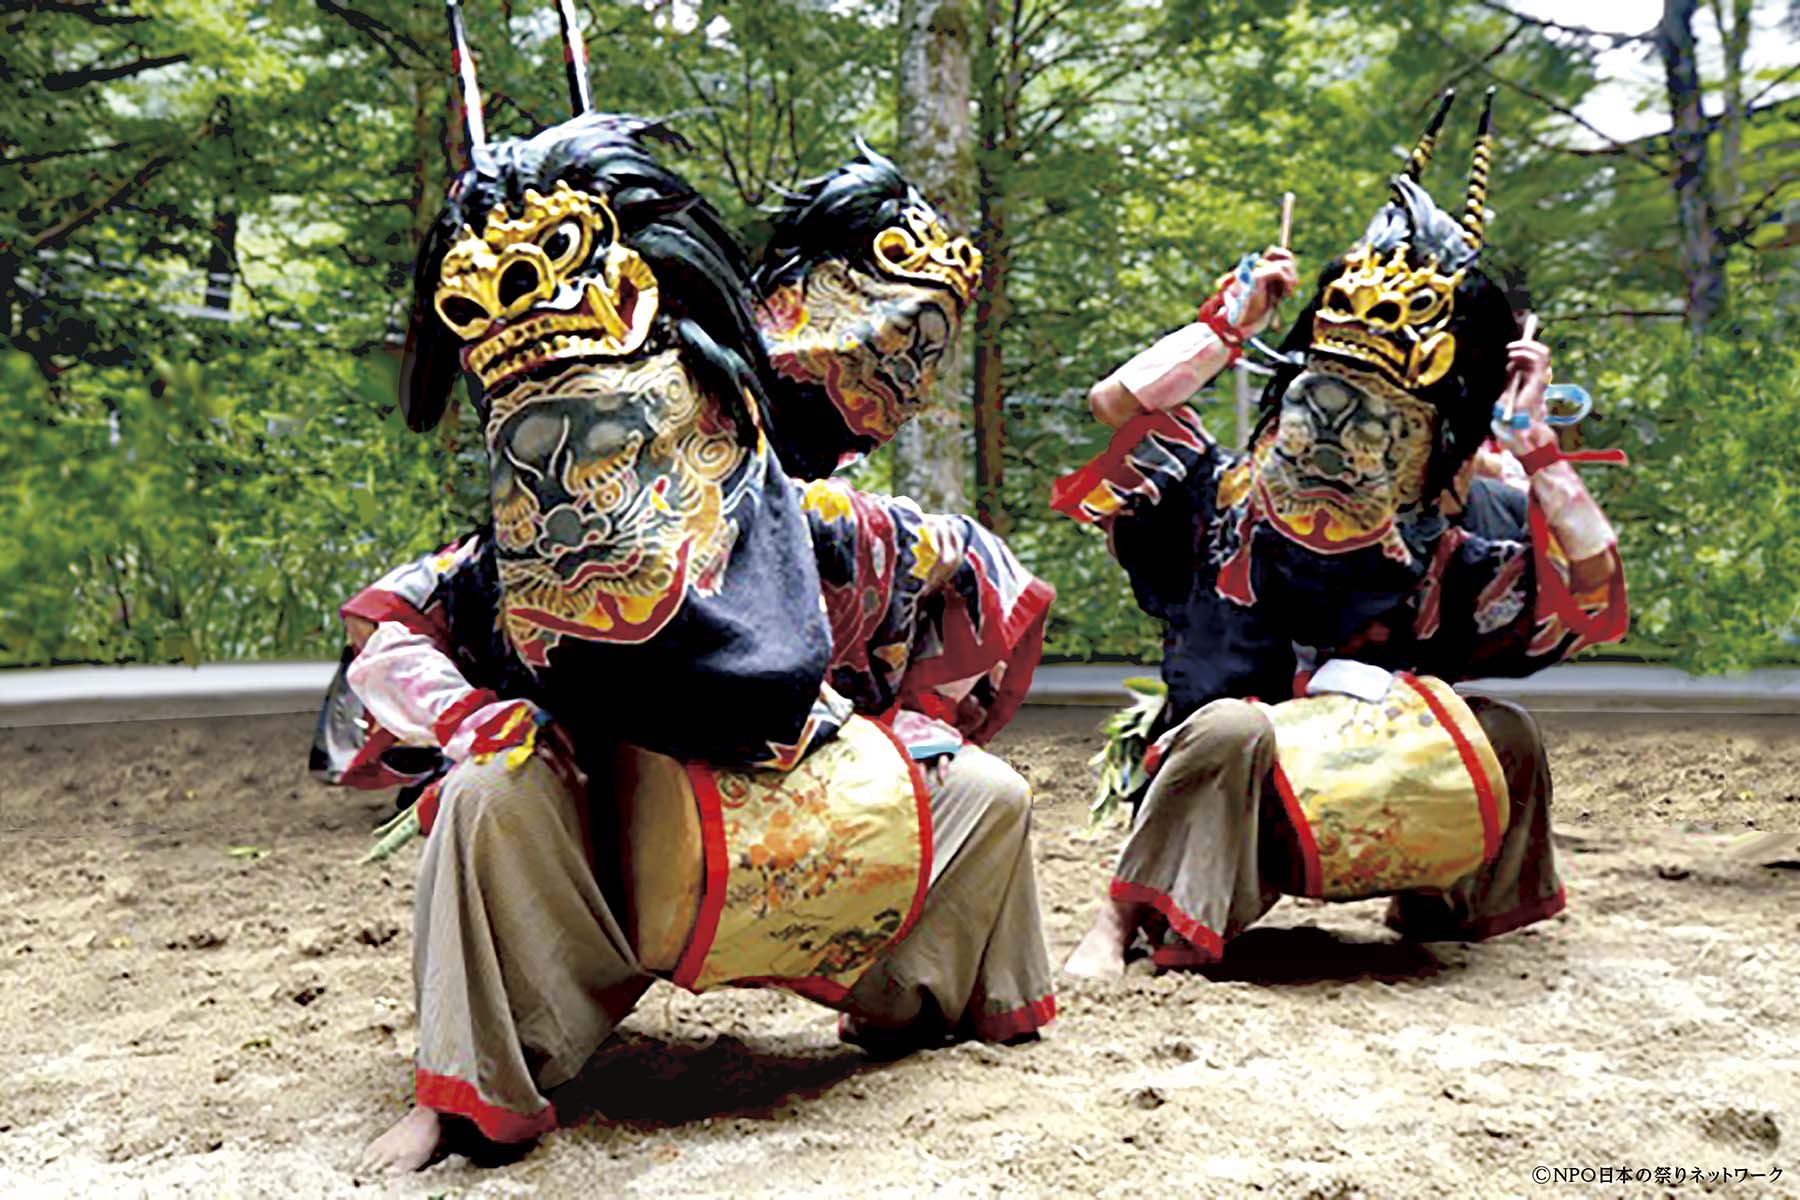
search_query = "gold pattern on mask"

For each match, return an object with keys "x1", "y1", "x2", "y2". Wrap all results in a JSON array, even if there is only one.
[
  {"x1": 870, "y1": 206, "x2": 982, "y2": 306},
  {"x1": 1313, "y1": 244, "x2": 1463, "y2": 390},
  {"x1": 433, "y1": 180, "x2": 661, "y2": 392},
  {"x1": 1247, "y1": 360, "x2": 1441, "y2": 555},
  {"x1": 489, "y1": 354, "x2": 748, "y2": 654}
]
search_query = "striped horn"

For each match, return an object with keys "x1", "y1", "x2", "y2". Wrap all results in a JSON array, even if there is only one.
[
  {"x1": 1463, "y1": 87, "x2": 1496, "y2": 247},
  {"x1": 1405, "y1": 89, "x2": 1457, "y2": 181},
  {"x1": 446, "y1": 0, "x2": 486, "y2": 152},
  {"x1": 554, "y1": 0, "x2": 592, "y2": 116}
]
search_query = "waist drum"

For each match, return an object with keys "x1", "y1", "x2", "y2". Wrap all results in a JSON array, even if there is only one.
[
  {"x1": 1257, "y1": 673, "x2": 1508, "y2": 900},
  {"x1": 617, "y1": 714, "x2": 930, "y2": 1000}
]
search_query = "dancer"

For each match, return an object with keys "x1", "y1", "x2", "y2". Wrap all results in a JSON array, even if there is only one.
[
  {"x1": 1054, "y1": 91, "x2": 1627, "y2": 978},
  {"x1": 313, "y1": 2, "x2": 1054, "y2": 1171}
]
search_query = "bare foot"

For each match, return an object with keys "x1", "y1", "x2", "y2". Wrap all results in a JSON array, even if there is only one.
[
  {"x1": 360, "y1": 1105, "x2": 444, "y2": 1174},
  {"x1": 1061, "y1": 898, "x2": 1139, "y2": 980}
]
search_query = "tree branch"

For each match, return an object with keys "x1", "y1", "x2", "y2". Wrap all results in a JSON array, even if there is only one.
[
  {"x1": 1423, "y1": 29, "x2": 1667, "y2": 175},
  {"x1": 314, "y1": 0, "x2": 429, "y2": 69},
  {"x1": 2, "y1": 2, "x2": 148, "y2": 26},
  {"x1": 44, "y1": 52, "x2": 187, "y2": 91},
  {"x1": 0, "y1": 139, "x2": 137, "y2": 167},
  {"x1": 1467, "y1": 0, "x2": 1652, "y2": 45}
]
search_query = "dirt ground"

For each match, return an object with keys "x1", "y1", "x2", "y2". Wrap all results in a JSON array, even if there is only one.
[{"x1": 1, "y1": 704, "x2": 1796, "y2": 1198}]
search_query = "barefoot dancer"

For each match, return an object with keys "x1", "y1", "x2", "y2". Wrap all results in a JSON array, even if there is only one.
[
  {"x1": 317, "y1": 4, "x2": 1054, "y2": 1170},
  {"x1": 1054, "y1": 91, "x2": 1628, "y2": 979}
]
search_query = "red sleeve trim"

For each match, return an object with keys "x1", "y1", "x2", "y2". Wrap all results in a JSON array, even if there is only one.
[
  {"x1": 1397, "y1": 673, "x2": 1503, "y2": 865},
  {"x1": 430, "y1": 687, "x2": 502, "y2": 748},
  {"x1": 970, "y1": 993, "x2": 1057, "y2": 1041},
  {"x1": 1268, "y1": 760, "x2": 1324, "y2": 898},
  {"x1": 413, "y1": 1067, "x2": 556, "y2": 1144},
  {"x1": 1048, "y1": 408, "x2": 1202, "y2": 523},
  {"x1": 670, "y1": 763, "x2": 732, "y2": 992},
  {"x1": 1109, "y1": 878, "x2": 1224, "y2": 962},
  {"x1": 340, "y1": 587, "x2": 447, "y2": 645}
]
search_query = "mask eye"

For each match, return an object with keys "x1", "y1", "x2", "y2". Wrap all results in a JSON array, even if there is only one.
[
  {"x1": 438, "y1": 294, "x2": 492, "y2": 335},
  {"x1": 1408, "y1": 291, "x2": 1435, "y2": 313},
  {"x1": 540, "y1": 220, "x2": 584, "y2": 267}
]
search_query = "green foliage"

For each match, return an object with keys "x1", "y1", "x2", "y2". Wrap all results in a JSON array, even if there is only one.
[
  {"x1": 1582, "y1": 285, "x2": 1800, "y2": 672},
  {"x1": 0, "y1": 0, "x2": 1795, "y2": 672}
]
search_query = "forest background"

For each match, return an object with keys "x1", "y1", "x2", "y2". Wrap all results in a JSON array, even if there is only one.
[{"x1": 3, "y1": 0, "x2": 1798, "y2": 673}]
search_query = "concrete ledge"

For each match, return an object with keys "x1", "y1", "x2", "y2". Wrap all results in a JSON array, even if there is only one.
[
  {"x1": 0, "y1": 662, "x2": 338, "y2": 728},
  {"x1": 3, "y1": 660, "x2": 1799, "y2": 728}
]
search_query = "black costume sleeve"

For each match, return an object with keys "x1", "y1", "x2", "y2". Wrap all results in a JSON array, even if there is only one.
[{"x1": 1050, "y1": 406, "x2": 1224, "y2": 622}]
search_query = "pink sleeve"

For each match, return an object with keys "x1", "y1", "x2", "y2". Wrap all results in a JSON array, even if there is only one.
[
  {"x1": 345, "y1": 621, "x2": 505, "y2": 755},
  {"x1": 1105, "y1": 321, "x2": 1236, "y2": 412}
]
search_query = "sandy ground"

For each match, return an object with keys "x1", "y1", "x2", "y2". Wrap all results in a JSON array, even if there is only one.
[{"x1": 1, "y1": 705, "x2": 1797, "y2": 1198}]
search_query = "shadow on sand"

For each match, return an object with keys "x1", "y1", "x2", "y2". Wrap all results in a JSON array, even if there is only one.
[
  {"x1": 551, "y1": 1030, "x2": 869, "y2": 1130},
  {"x1": 1195, "y1": 924, "x2": 1453, "y2": 986}
]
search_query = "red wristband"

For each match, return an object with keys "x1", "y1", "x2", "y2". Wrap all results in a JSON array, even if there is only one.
[{"x1": 1196, "y1": 294, "x2": 1244, "y2": 365}]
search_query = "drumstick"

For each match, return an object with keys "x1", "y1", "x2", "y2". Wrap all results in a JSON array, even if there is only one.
[
  {"x1": 1503, "y1": 313, "x2": 1540, "y2": 425},
  {"x1": 1278, "y1": 192, "x2": 1295, "y2": 250}
]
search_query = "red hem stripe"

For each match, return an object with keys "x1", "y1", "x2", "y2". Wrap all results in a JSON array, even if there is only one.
[
  {"x1": 1398, "y1": 673, "x2": 1502, "y2": 864},
  {"x1": 1462, "y1": 886, "x2": 1568, "y2": 942},
  {"x1": 670, "y1": 763, "x2": 731, "y2": 991},
  {"x1": 973, "y1": 993, "x2": 1057, "y2": 1041},
  {"x1": 1268, "y1": 761, "x2": 1324, "y2": 898},
  {"x1": 414, "y1": 1067, "x2": 556, "y2": 1144},
  {"x1": 1109, "y1": 878, "x2": 1224, "y2": 960},
  {"x1": 1048, "y1": 409, "x2": 1195, "y2": 520}
]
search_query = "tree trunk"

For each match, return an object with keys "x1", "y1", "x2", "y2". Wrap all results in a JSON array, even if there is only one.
[
  {"x1": 1707, "y1": 0, "x2": 1752, "y2": 217},
  {"x1": 1657, "y1": 0, "x2": 1728, "y2": 333},
  {"x1": 893, "y1": 0, "x2": 973, "y2": 513},
  {"x1": 203, "y1": 208, "x2": 237, "y2": 313},
  {"x1": 971, "y1": 0, "x2": 1013, "y2": 532}
]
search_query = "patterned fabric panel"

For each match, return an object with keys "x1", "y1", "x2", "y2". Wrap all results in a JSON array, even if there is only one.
[
  {"x1": 1259, "y1": 674, "x2": 1508, "y2": 900},
  {"x1": 673, "y1": 715, "x2": 929, "y2": 996},
  {"x1": 801, "y1": 478, "x2": 1055, "y2": 746}
]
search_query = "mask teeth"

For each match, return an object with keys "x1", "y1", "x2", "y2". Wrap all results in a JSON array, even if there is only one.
[
  {"x1": 1405, "y1": 90, "x2": 1457, "y2": 182},
  {"x1": 446, "y1": 0, "x2": 486, "y2": 152},
  {"x1": 1463, "y1": 87, "x2": 1496, "y2": 247},
  {"x1": 554, "y1": 0, "x2": 592, "y2": 116}
]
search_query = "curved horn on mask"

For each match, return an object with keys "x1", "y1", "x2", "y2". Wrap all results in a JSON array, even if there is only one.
[
  {"x1": 1463, "y1": 87, "x2": 1496, "y2": 248},
  {"x1": 446, "y1": 0, "x2": 486, "y2": 152},
  {"x1": 1405, "y1": 89, "x2": 1457, "y2": 182},
  {"x1": 554, "y1": 0, "x2": 592, "y2": 116}
]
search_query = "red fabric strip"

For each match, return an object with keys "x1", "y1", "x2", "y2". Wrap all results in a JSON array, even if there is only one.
[
  {"x1": 1397, "y1": 674, "x2": 1502, "y2": 865},
  {"x1": 972, "y1": 993, "x2": 1057, "y2": 1041},
  {"x1": 413, "y1": 1067, "x2": 556, "y2": 1144},
  {"x1": 430, "y1": 688, "x2": 502, "y2": 749},
  {"x1": 1268, "y1": 760, "x2": 1324, "y2": 898},
  {"x1": 1459, "y1": 885, "x2": 1567, "y2": 942},
  {"x1": 414, "y1": 777, "x2": 444, "y2": 837},
  {"x1": 866, "y1": 716, "x2": 936, "y2": 950},
  {"x1": 670, "y1": 763, "x2": 731, "y2": 992},
  {"x1": 340, "y1": 587, "x2": 447, "y2": 645},
  {"x1": 1528, "y1": 501, "x2": 1630, "y2": 648},
  {"x1": 1109, "y1": 878, "x2": 1225, "y2": 961}
]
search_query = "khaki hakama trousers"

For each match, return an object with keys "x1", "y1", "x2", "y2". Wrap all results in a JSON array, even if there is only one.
[
  {"x1": 1111, "y1": 696, "x2": 1566, "y2": 969},
  {"x1": 410, "y1": 744, "x2": 1053, "y2": 1142}
]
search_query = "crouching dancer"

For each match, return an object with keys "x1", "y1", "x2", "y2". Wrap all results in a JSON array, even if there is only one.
[
  {"x1": 1051, "y1": 91, "x2": 1628, "y2": 979},
  {"x1": 310, "y1": 4, "x2": 1054, "y2": 1170}
]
